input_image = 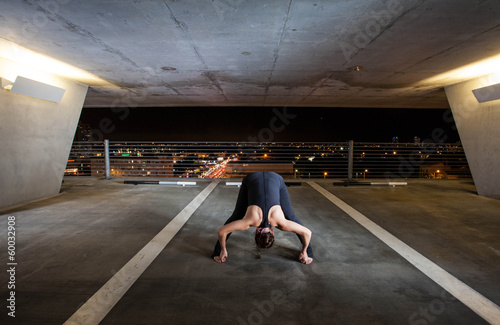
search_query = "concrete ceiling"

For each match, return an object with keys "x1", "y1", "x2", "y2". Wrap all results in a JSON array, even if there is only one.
[{"x1": 2, "y1": 0, "x2": 500, "y2": 109}]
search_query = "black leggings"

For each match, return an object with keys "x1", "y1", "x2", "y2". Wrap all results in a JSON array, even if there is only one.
[{"x1": 211, "y1": 172, "x2": 314, "y2": 258}]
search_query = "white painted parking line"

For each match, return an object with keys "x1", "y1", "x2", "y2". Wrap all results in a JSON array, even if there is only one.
[
  {"x1": 309, "y1": 182, "x2": 500, "y2": 325},
  {"x1": 64, "y1": 181, "x2": 219, "y2": 325}
]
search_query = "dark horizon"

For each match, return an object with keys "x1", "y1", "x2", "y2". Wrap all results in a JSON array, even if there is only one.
[{"x1": 77, "y1": 106, "x2": 460, "y2": 143}]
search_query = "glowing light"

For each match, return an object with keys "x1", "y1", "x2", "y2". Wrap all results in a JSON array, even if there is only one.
[
  {"x1": 419, "y1": 53, "x2": 500, "y2": 86},
  {"x1": 0, "y1": 38, "x2": 110, "y2": 86}
]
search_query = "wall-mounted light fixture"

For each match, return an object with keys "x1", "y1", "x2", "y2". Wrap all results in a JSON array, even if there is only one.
[
  {"x1": 472, "y1": 83, "x2": 500, "y2": 103},
  {"x1": 1, "y1": 76, "x2": 66, "y2": 103},
  {"x1": 1, "y1": 77, "x2": 13, "y2": 90}
]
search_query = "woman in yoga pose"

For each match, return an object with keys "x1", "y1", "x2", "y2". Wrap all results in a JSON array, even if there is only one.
[{"x1": 212, "y1": 172, "x2": 314, "y2": 264}]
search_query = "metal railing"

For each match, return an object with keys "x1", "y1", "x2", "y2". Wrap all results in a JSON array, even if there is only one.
[{"x1": 64, "y1": 141, "x2": 471, "y2": 180}]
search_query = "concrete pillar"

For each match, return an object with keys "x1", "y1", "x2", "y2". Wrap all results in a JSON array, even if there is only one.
[
  {"x1": 0, "y1": 57, "x2": 88, "y2": 209},
  {"x1": 445, "y1": 73, "x2": 500, "y2": 199}
]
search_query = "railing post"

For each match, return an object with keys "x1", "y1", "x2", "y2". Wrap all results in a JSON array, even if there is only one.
[
  {"x1": 348, "y1": 140, "x2": 354, "y2": 182},
  {"x1": 104, "y1": 139, "x2": 111, "y2": 180}
]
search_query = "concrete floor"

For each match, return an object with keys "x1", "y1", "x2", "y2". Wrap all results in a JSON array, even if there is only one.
[{"x1": 1, "y1": 177, "x2": 499, "y2": 324}]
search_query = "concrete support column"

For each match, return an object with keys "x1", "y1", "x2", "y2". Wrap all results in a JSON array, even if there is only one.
[
  {"x1": 0, "y1": 57, "x2": 88, "y2": 209},
  {"x1": 445, "y1": 73, "x2": 500, "y2": 199}
]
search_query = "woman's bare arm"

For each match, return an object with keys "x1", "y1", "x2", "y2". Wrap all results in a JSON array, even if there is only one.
[
  {"x1": 215, "y1": 219, "x2": 253, "y2": 263},
  {"x1": 276, "y1": 219, "x2": 313, "y2": 264}
]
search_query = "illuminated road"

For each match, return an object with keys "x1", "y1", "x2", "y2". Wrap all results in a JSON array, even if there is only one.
[{"x1": 202, "y1": 158, "x2": 230, "y2": 178}]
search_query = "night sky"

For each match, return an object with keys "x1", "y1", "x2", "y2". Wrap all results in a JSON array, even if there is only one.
[{"x1": 77, "y1": 106, "x2": 460, "y2": 143}]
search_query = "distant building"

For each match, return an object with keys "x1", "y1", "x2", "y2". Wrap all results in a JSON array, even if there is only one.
[
  {"x1": 419, "y1": 162, "x2": 450, "y2": 179},
  {"x1": 90, "y1": 156, "x2": 174, "y2": 177},
  {"x1": 74, "y1": 123, "x2": 93, "y2": 142}
]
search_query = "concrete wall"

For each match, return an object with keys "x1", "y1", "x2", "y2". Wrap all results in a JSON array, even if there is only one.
[
  {"x1": 0, "y1": 57, "x2": 88, "y2": 209},
  {"x1": 445, "y1": 73, "x2": 500, "y2": 199}
]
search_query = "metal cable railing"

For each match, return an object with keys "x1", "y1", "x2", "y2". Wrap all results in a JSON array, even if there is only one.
[
  {"x1": 351, "y1": 142, "x2": 470, "y2": 179},
  {"x1": 64, "y1": 141, "x2": 471, "y2": 179}
]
